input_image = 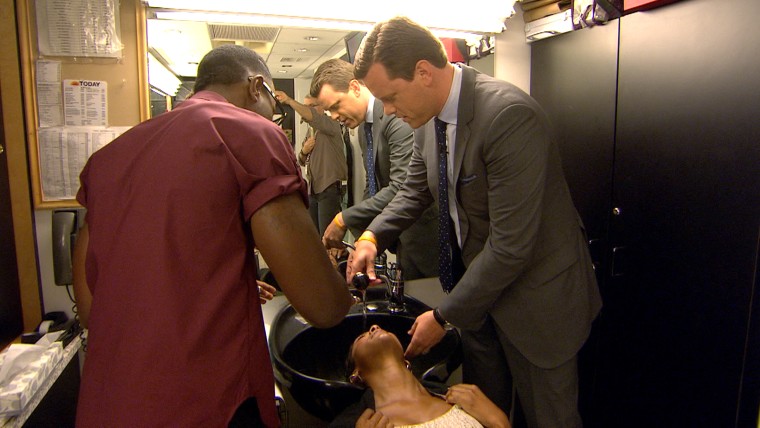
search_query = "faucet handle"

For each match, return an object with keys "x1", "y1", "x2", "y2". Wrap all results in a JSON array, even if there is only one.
[{"x1": 351, "y1": 272, "x2": 371, "y2": 291}]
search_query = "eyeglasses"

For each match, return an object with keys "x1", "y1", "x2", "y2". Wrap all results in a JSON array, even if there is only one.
[{"x1": 249, "y1": 76, "x2": 288, "y2": 127}]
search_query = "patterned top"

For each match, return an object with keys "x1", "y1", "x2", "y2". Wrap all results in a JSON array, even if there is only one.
[{"x1": 396, "y1": 405, "x2": 484, "y2": 428}]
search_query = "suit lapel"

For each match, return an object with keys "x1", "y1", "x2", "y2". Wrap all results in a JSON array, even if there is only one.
[
  {"x1": 454, "y1": 66, "x2": 476, "y2": 184},
  {"x1": 372, "y1": 99, "x2": 384, "y2": 161}
]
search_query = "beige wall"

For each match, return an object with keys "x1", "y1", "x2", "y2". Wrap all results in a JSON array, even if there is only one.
[
  {"x1": 3, "y1": 0, "x2": 146, "y2": 326},
  {"x1": 495, "y1": 8, "x2": 532, "y2": 94}
]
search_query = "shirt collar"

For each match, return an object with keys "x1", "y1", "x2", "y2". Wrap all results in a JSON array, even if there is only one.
[
  {"x1": 187, "y1": 90, "x2": 228, "y2": 104},
  {"x1": 437, "y1": 64, "x2": 462, "y2": 125},
  {"x1": 365, "y1": 94, "x2": 376, "y2": 124}
]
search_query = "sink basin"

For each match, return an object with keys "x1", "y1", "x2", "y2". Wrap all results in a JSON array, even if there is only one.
[{"x1": 268, "y1": 287, "x2": 462, "y2": 421}]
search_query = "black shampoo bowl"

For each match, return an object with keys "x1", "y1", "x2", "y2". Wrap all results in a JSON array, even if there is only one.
[{"x1": 268, "y1": 288, "x2": 462, "y2": 421}]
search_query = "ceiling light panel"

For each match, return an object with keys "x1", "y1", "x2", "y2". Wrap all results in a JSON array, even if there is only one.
[
  {"x1": 146, "y1": 0, "x2": 515, "y2": 34},
  {"x1": 147, "y1": 19, "x2": 212, "y2": 77}
]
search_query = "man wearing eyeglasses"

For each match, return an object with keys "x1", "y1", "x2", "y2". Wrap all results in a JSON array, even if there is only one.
[
  {"x1": 72, "y1": 44, "x2": 352, "y2": 427},
  {"x1": 274, "y1": 91, "x2": 348, "y2": 236}
]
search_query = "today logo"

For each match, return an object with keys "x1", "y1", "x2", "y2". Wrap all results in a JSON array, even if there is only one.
[{"x1": 69, "y1": 80, "x2": 101, "y2": 87}]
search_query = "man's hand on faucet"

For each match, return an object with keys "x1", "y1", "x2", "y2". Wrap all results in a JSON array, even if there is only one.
[{"x1": 347, "y1": 236, "x2": 384, "y2": 288}]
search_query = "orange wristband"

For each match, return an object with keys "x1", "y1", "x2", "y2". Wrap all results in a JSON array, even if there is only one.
[
  {"x1": 332, "y1": 214, "x2": 345, "y2": 229},
  {"x1": 356, "y1": 231, "x2": 377, "y2": 246}
]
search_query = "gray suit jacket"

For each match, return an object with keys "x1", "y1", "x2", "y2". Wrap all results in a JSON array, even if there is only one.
[
  {"x1": 368, "y1": 66, "x2": 602, "y2": 368},
  {"x1": 343, "y1": 99, "x2": 438, "y2": 279}
]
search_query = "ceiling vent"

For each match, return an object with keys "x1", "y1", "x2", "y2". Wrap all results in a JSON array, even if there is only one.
[
  {"x1": 208, "y1": 24, "x2": 279, "y2": 42},
  {"x1": 279, "y1": 57, "x2": 307, "y2": 63}
]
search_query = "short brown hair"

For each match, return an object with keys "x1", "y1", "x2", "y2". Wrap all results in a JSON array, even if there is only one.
[
  {"x1": 354, "y1": 16, "x2": 448, "y2": 81},
  {"x1": 310, "y1": 58, "x2": 354, "y2": 98}
]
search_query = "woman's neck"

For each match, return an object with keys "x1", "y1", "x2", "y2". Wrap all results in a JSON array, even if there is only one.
[
  {"x1": 369, "y1": 365, "x2": 428, "y2": 406},
  {"x1": 366, "y1": 364, "x2": 452, "y2": 425}
]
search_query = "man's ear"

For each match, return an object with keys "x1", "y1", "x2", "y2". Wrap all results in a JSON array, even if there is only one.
[
  {"x1": 248, "y1": 75, "x2": 264, "y2": 103},
  {"x1": 414, "y1": 60, "x2": 434, "y2": 86},
  {"x1": 349, "y1": 79, "x2": 363, "y2": 97}
]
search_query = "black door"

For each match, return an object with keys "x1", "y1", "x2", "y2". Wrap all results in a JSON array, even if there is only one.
[
  {"x1": 531, "y1": 0, "x2": 760, "y2": 426},
  {"x1": 602, "y1": 1, "x2": 760, "y2": 426}
]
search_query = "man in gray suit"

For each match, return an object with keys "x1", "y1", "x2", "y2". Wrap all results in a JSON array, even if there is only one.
[
  {"x1": 349, "y1": 17, "x2": 602, "y2": 428},
  {"x1": 312, "y1": 58, "x2": 437, "y2": 280}
]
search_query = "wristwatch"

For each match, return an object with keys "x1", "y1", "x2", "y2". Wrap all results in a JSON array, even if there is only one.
[{"x1": 433, "y1": 308, "x2": 454, "y2": 330}]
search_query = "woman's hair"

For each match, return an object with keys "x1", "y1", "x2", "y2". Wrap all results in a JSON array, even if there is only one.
[
  {"x1": 310, "y1": 58, "x2": 354, "y2": 98},
  {"x1": 354, "y1": 16, "x2": 448, "y2": 81},
  {"x1": 194, "y1": 45, "x2": 271, "y2": 93},
  {"x1": 345, "y1": 341, "x2": 366, "y2": 387}
]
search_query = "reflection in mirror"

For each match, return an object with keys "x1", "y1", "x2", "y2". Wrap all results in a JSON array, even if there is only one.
[{"x1": 146, "y1": 17, "x2": 356, "y2": 118}]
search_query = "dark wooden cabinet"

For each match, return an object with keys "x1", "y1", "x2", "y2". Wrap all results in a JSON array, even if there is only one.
[{"x1": 531, "y1": 0, "x2": 760, "y2": 426}]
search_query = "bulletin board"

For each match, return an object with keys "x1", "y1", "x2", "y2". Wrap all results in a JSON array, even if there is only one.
[{"x1": 16, "y1": 0, "x2": 149, "y2": 208}]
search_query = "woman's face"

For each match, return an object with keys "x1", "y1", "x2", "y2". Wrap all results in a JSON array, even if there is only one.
[{"x1": 350, "y1": 324, "x2": 404, "y2": 369}]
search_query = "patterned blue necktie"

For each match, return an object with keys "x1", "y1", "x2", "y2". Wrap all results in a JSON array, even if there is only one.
[
  {"x1": 435, "y1": 118, "x2": 454, "y2": 293},
  {"x1": 364, "y1": 122, "x2": 377, "y2": 196}
]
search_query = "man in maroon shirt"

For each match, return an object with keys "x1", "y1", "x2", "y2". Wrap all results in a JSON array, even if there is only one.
[{"x1": 72, "y1": 45, "x2": 353, "y2": 427}]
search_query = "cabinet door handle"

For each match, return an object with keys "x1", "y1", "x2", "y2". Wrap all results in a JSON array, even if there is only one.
[
  {"x1": 0, "y1": 143, "x2": 4, "y2": 155},
  {"x1": 588, "y1": 238, "x2": 603, "y2": 272},
  {"x1": 611, "y1": 246, "x2": 627, "y2": 277}
]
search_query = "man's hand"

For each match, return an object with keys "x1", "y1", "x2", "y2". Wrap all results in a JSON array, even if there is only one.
[
  {"x1": 302, "y1": 135, "x2": 316, "y2": 155},
  {"x1": 257, "y1": 280, "x2": 277, "y2": 304},
  {"x1": 273, "y1": 90, "x2": 291, "y2": 105},
  {"x1": 355, "y1": 408, "x2": 392, "y2": 428},
  {"x1": 323, "y1": 213, "x2": 347, "y2": 249},
  {"x1": 348, "y1": 235, "x2": 382, "y2": 286},
  {"x1": 445, "y1": 384, "x2": 511, "y2": 428},
  {"x1": 326, "y1": 247, "x2": 347, "y2": 270},
  {"x1": 404, "y1": 310, "x2": 446, "y2": 358}
]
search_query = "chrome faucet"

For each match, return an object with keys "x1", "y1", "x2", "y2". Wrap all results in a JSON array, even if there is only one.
[
  {"x1": 381, "y1": 262, "x2": 405, "y2": 313},
  {"x1": 348, "y1": 252, "x2": 405, "y2": 313}
]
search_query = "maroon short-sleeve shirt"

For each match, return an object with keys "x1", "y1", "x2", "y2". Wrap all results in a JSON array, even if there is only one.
[{"x1": 75, "y1": 91, "x2": 306, "y2": 427}]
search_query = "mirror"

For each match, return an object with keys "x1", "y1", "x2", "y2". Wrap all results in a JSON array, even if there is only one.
[{"x1": 146, "y1": 17, "x2": 356, "y2": 113}]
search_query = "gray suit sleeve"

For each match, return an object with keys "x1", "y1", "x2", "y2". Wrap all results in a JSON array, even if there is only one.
[
  {"x1": 366, "y1": 130, "x2": 435, "y2": 252},
  {"x1": 342, "y1": 117, "x2": 414, "y2": 235}
]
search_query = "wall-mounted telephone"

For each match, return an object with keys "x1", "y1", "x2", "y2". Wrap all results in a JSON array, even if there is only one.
[{"x1": 52, "y1": 209, "x2": 85, "y2": 286}]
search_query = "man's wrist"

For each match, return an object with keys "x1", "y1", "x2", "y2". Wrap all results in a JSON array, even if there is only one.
[
  {"x1": 433, "y1": 307, "x2": 447, "y2": 327},
  {"x1": 356, "y1": 230, "x2": 377, "y2": 246},
  {"x1": 332, "y1": 213, "x2": 346, "y2": 229},
  {"x1": 433, "y1": 308, "x2": 455, "y2": 331}
]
